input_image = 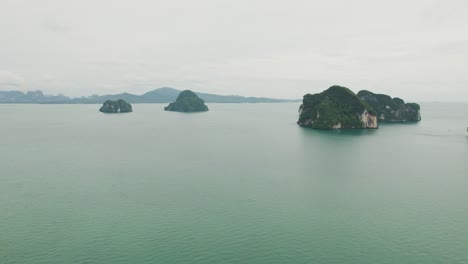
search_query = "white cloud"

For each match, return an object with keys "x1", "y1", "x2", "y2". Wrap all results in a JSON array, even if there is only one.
[
  {"x1": 42, "y1": 19, "x2": 71, "y2": 34},
  {"x1": 0, "y1": 71, "x2": 24, "y2": 88},
  {"x1": 0, "y1": 0, "x2": 467, "y2": 100}
]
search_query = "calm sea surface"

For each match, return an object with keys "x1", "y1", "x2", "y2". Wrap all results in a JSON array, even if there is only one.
[{"x1": 1, "y1": 103, "x2": 467, "y2": 264}]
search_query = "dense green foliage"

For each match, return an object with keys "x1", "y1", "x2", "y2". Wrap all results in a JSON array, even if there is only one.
[
  {"x1": 357, "y1": 90, "x2": 421, "y2": 122},
  {"x1": 99, "y1": 99, "x2": 133, "y2": 113},
  {"x1": 298, "y1": 86, "x2": 376, "y2": 129},
  {"x1": 164, "y1": 90, "x2": 209, "y2": 112}
]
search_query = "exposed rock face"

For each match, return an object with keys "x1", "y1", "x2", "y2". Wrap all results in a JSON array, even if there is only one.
[
  {"x1": 298, "y1": 86, "x2": 378, "y2": 129},
  {"x1": 357, "y1": 90, "x2": 421, "y2": 122},
  {"x1": 164, "y1": 90, "x2": 209, "y2": 112},
  {"x1": 361, "y1": 109, "x2": 378, "y2": 128},
  {"x1": 99, "y1": 99, "x2": 133, "y2": 113}
]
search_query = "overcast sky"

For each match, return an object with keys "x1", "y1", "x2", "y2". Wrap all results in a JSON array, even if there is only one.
[{"x1": 0, "y1": 0, "x2": 467, "y2": 101}]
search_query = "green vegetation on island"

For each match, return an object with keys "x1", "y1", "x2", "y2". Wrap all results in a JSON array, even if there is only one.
[
  {"x1": 298, "y1": 86, "x2": 378, "y2": 129},
  {"x1": 357, "y1": 90, "x2": 421, "y2": 122},
  {"x1": 164, "y1": 90, "x2": 209, "y2": 112},
  {"x1": 99, "y1": 99, "x2": 133, "y2": 113}
]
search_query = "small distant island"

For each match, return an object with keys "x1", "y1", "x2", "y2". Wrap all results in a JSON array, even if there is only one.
[
  {"x1": 298, "y1": 85, "x2": 421, "y2": 129},
  {"x1": 99, "y1": 99, "x2": 133, "y2": 113},
  {"x1": 164, "y1": 90, "x2": 209, "y2": 112}
]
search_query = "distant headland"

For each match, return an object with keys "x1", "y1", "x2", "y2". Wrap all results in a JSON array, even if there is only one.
[{"x1": 0, "y1": 87, "x2": 299, "y2": 104}]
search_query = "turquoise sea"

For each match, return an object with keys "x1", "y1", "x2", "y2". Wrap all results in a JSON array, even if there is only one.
[{"x1": 1, "y1": 103, "x2": 467, "y2": 264}]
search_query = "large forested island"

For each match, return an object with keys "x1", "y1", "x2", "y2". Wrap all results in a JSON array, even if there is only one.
[
  {"x1": 298, "y1": 86, "x2": 378, "y2": 129},
  {"x1": 164, "y1": 90, "x2": 209, "y2": 112},
  {"x1": 99, "y1": 99, "x2": 133, "y2": 113},
  {"x1": 298, "y1": 85, "x2": 421, "y2": 129}
]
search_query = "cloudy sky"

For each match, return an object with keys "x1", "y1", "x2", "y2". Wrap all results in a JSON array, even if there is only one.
[{"x1": 0, "y1": 0, "x2": 467, "y2": 101}]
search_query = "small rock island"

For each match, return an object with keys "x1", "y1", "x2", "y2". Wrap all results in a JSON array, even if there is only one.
[
  {"x1": 298, "y1": 85, "x2": 378, "y2": 129},
  {"x1": 99, "y1": 99, "x2": 133, "y2": 113},
  {"x1": 164, "y1": 90, "x2": 209, "y2": 112},
  {"x1": 357, "y1": 90, "x2": 421, "y2": 122}
]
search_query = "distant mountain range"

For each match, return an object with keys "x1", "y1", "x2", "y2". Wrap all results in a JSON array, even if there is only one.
[{"x1": 0, "y1": 87, "x2": 299, "y2": 104}]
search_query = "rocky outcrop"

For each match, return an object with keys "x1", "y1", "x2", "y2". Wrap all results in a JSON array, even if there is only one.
[
  {"x1": 164, "y1": 90, "x2": 209, "y2": 112},
  {"x1": 298, "y1": 85, "x2": 378, "y2": 129},
  {"x1": 361, "y1": 109, "x2": 379, "y2": 128},
  {"x1": 99, "y1": 99, "x2": 132, "y2": 113},
  {"x1": 357, "y1": 90, "x2": 421, "y2": 122}
]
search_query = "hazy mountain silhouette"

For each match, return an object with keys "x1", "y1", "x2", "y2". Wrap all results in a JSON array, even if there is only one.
[{"x1": 0, "y1": 87, "x2": 298, "y2": 104}]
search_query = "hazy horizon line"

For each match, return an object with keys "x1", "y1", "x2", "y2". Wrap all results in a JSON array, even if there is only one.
[{"x1": 2, "y1": 86, "x2": 468, "y2": 103}]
